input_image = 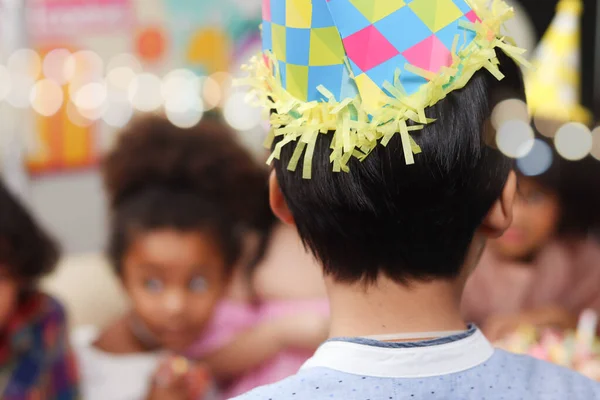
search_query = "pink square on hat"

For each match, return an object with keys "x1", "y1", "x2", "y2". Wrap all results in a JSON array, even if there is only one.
[
  {"x1": 403, "y1": 35, "x2": 452, "y2": 75},
  {"x1": 343, "y1": 25, "x2": 399, "y2": 73},
  {"x1": 466, "y1": 10, "x2": 480, "y2": 23},
  {"x1": 263, "y1": 0, "x2": 271, "y2": 22}
]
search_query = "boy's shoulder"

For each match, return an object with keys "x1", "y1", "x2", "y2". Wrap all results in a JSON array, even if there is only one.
[{"x1": 233, "y1": 350, "x2": 600, "y2": 400}]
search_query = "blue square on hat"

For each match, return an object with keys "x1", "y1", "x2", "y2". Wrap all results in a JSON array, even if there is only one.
[
  {"x1": 286, "y1": 28, "x2": 311, "y2": 65},
  {"x1": 435, "y1": 16, "x2": 476, "y2": 52},
  {"x1": 452, "y1": 0, "x2": 473, "y2": 14},
  {"x1": 307, "y1": 64, "x2": 346, "y2": 102},
  {"x1": 374, "y1": 6, "x2": 432, "y2": 53},
  {"x1": 365, "y1": 54, "x2": 407, "y2": 92},
  {"x1": 325, "y1": 0, "x2": 371, "y2": 39},
  {"x1": 271, "y1": 0, "x2": 286, "y2": 25},
  {"x1": 312, "y1": 0, "x2": 335, "y2": 28},
  {"x1": 348, "y1": 58, "x2": 363, "y2": 77},
  {"x1": 278, "y1": 60, "x2": 287, "y2": 88},
  {"x1": 262, "y1": 21, "x2": 273, "y2": 52}
]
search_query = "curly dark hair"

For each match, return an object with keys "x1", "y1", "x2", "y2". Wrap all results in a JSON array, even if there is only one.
[
  {"x1": 0, "y1": 180, "x2": 60, "y2": 281},
  {"x1": 103, "y1": 115, "x2": 274, "y2": 273}
]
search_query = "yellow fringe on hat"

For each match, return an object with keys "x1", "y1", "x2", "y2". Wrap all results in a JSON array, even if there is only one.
[{"x1": 238, "y1": 0, "x2": 530, "y2": 178}]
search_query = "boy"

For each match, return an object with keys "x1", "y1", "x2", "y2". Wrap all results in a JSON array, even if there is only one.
[{"x1": 236, "y1": 0, "x2": 600, "y2": 398}]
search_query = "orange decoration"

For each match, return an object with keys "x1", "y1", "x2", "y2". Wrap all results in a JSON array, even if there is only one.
[
  {"x1": 187, "y1": 27, "x2": 231, "y2": 74},
  {"x1": 136, "y1": 26, "x2": 167, "y2": 62}
]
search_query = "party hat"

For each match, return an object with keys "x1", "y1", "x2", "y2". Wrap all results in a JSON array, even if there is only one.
[
  {"x1": 241, "y1": 0, "x2": 529, "y2": 178},
  {"x1": 526, "y1": 0, "x2": 590, "y2": 124}
]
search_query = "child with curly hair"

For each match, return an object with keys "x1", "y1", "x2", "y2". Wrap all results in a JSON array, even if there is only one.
[{"x1": 0, "y1": 180, "x2": 79, "y2": 399}]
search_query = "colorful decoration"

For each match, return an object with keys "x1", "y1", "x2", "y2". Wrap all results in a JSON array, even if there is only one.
[
  {"x1": 525, "y1": 0, "x2": 590, "y2": 124},
  {"x1": 242, "y1": 0, "x2": 530, "y2": 178},
  {"x1": 27, "y1": 47, "x2": 97, "y2": 175},
  {"x1": 136, "y1": 27, "x2": 167, "y2": 63},
  {"x1": 187, "y1": 27, "x2": 232, "y2": 74},
  {"x1": 496, "y1": 310, "x2": 600, "y2": 381}
]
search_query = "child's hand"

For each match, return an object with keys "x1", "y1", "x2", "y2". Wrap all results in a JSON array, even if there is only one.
[
  {"x1": 147, "y1": 359, "x2": 189, "y2": 400},
  {"x1": 147, "y1": 356, "x2": 212, "y2": 400},
  {"x1": 276, "y1": 313, "x2": 329, "y2": 350}
]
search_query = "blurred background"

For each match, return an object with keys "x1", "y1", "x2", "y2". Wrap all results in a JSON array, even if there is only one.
[{"x1": 0, "y1": 0, "x2": 599, "y2": 328}]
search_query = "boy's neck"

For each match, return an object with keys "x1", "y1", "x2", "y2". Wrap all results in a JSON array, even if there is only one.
[{"x1": 327, "y1": 276, "x2": 467, "y2": 339}]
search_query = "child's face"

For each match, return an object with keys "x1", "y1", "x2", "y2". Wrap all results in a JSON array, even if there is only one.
[
  {"x1": 488, "y1": 177, "x2": 560, "y2": 260},
  {"x1": 122, "y1": 229, "x2": 229, "y2": 352},
  {"x1": 0, "y1": 266, "x2": 19, "y2": 329}
]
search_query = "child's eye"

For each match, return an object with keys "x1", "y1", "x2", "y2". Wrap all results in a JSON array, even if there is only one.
[
  {"x1": 189, "y1": 276, "x2": 208, "y2": 293},
  {"x1": 144, "y1": 278, "x2": 164, "y2": 293}
]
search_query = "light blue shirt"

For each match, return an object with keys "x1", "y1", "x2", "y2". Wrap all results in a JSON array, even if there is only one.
[{"x1": 233, "y1": 326, "x2": 600, "y2": 399}]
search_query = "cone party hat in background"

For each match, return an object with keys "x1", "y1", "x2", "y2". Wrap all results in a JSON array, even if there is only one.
[
  {"x1": 525, "y1": 0, "x2": 590, "y2": 125},
  {"x1": 241, "y1": 0, "x2": 529, "y2": 178}
]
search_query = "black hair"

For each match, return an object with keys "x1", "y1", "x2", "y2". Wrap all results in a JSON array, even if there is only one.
[
  {"x1": 0, "y1": 180, "x2": 60, "y2": 281},
  {"x1": 273, "y1": 51, "x2": 526, "y2": 284},
  {"x1": 103, "y1": 116, "x2": 271, "y2": 274}
]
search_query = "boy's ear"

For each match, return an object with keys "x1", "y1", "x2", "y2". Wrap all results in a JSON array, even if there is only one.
[
  {"x1": 480, "y1": 170, "x2": 517, "y2": 238},
  {"x1": 269, "y1": 170, "x2": 295, "y2": 225}
]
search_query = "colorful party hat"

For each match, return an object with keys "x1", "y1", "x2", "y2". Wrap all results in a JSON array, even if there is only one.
[
  {"x1": 526, "y1": 0, "x2": 590, "y2": 124},
  {"x1": 241, "y1": 0, "x2": 529, "y2": 178}
]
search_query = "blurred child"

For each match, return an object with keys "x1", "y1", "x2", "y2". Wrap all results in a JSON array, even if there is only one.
[
  {"x1": 0, "y1": 180, "x2": 79, "y2": 399},
  {"x1": 191, "y1": 221, "x2": 329, "y2": 398},
  {"x1": 462, "y1": 139, "x2": 600, "y2": 341},
  {"x1": 73, "y1": 116, "x2": 270, "y2": 400}
]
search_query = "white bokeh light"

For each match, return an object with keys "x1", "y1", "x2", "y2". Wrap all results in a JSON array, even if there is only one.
[
  {"x1": 516, "y1": 139, "x2": 553, "y2": 176},
  {"x1": 65, "y1": 50, "x2": 104, "y2": 82},
  {"x1": 74, "y1": 82, "x2": 107, "y2": 111},
  {"x1": 8, "y1": 49, "x2": 41, "y2": 79},
  {"x1": 128, "y1": 73, "x2": 163, "y2": 112},
  {"x1": 201, "y1": 76, "x2": 222, "y2": 111},
  {"x1": 166, "y1": 106, "x2": 204, "y2": 129},
  {"x1": 107, "y1": 53, "x2": 143, "y2": 74},
  {"x1": 106, "y1": 67, "x2": 137, "y2": 92},
  {"x1": 224, "y1": 92, "x2": 262, "y2": 131},
  {"x1": 42, "y1": 48, "x2": 71, "y2": 85},
  {"x1": 66, "y1": 102, "x2": 94, "y2": 127},
  {"x1": 496, "y1": 120, "x2": 535, "y2": 158},
  {"x1": 0, "y1": 66, "x2": 11, "y2": 100},
  {"x1": 102, "y1": 100, "x2": 134, "y2": 128},
  {"x1": 30, "y1": 79, "x2": 64, "y2": 117},
  {"x1": 6, "y1": 73, "x2": 36, "y2": 108},
  {"x1": 491, "y1": 98, "x2": 529, "y2": 130},
  {"x1": 162, "y1": 69, "x2": 201, "y2": 111},
  {"x1": 554, "y1": 122, "x2": 592, "y2": 161},
  {"x1": 591, "y1": 127, "x2": 600, "y2": 161}
]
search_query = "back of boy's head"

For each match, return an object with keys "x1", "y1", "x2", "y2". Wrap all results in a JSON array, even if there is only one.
[
  {"x1": 103, "y1": 116, "x2": 270, "y2": 273},
  {"x1": 274, "y1": 51, "x2": 525, "y2": 284},
  {"x1": 0, "y1": 180, "x2": 59, "y2": 281}
]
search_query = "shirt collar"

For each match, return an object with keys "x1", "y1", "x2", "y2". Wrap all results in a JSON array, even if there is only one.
[{"x1": 301, "y1": 327, "x2": 494, "y2": 378}]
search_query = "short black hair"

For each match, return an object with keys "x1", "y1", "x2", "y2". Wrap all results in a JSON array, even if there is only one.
[
  {"x1": 274, "y1": 51, "x2": 525, "y2": 284},
  {"x1": 0, "y1": 180, "x2": 60, "y2": 281},
  {"x1": 103, "y1": 116, "x2": 271, "y2": 274}
]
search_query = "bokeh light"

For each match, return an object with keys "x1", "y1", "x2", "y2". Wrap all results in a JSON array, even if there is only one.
[
  {"x1": 6, "y1": 73, "x2": 36, "y2": 108},
  {"x1": 495, "y1": 120, "x2": 535, "y2": 158},
  {"x1": 65, "y1": 50, "x2": 104, "y2": 83},
  {"x1": 30, "y1": 79, "x2": 64, "y2": 117},
  {"x1": 107, "y1": 53, "x2": 143, "y2": 74},
  {"x1": 554, "y1": 122, "x2": 592, "y2": 161},
  {"x1": 73, "y1": 82, "x2": 107, "y2": 111},
  {"x1": 102, "y1": 100, "x2": 134, "y2": 128},
  {"x1": 8, "y1": 49, "x2": 41, "y2": 79},
  {"x1": 128, "y1": 73, "x2": 163, "y2": 112},
  {"x1": 589, "y1": 127, "x2": 600, "y2": 161},
  {"x1": 0, "y1": 66, "x2": 11, "y2": 101},
  {"x1": 223, "y1": 92, "x2": 261, "y2": 131},
  {"x1": 491, "y1": 99, "x2": 529, "y2": 130},
  {"x1": 66, "y1": 102, "x2": 95, "y2": 127},
  {"x1": 533, "y1": 114, "x2": 562, "y2": 138},
  {"x1": 201, "y1": 76, "x2": 222, "y2": 111},
  {"x1": 42, "y1": 48, "x2": 72, "y2": 85},
  {"x1": 166, "y1": 105, "x2": 204, "y2": 129},
  {"x1": 106, "y1": 67, "x2": 137, "y2": 93},
  {"x1": 516, "y1": 139, "x2": 553, "y2": 176}
]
